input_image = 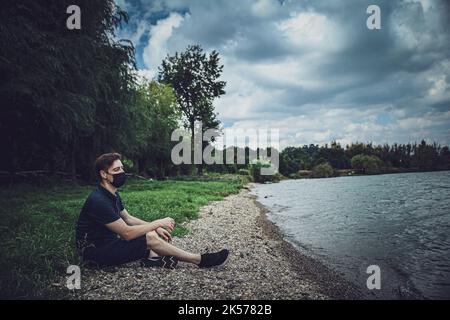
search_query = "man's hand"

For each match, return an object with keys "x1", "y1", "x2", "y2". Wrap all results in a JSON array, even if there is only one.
[
  {"x1": 158, "y1": 217, "x2": 175, "y2": 232},
  {"x1": 156, "y1": 227, "x2": 172, "y2": 242}
]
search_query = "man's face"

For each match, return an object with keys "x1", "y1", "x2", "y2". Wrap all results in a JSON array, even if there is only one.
[{"x1": 101, "y1": 160, "x2": 124, "y2": 180}]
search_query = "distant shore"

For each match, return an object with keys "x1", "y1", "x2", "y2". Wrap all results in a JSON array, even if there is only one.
[
  {"x1": 286, "y1": 167, "x2": 450, "y2": 180},
  {"x1": 68, "y1": 184, "x2": 362, "y2": 300}
]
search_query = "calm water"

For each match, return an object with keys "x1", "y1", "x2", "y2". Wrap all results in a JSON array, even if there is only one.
[{"x1": 252, "y1": 171, "x2": 450, "y2": 299}]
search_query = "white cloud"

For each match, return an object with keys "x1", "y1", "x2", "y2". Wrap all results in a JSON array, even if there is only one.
[
  {"x1": 141, "y1": 12, "x2": 185, "y2": 79},
  {"x1": 276, "y1": 11, "x2": 345, "y2": 52},
  {"x1": 129, "y1": 20, "x2": 149, "y2": 47},
  {"x1": 136, "y1": 69, "x2": 156, "y2": 84},
  {"x1": 251, "y1": 0, "x2": 279, "y2": 18}
]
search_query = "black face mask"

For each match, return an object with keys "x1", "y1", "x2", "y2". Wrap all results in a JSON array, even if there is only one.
[{"x1": 109, "y1": 172, "x2": 127, "y2": 188}]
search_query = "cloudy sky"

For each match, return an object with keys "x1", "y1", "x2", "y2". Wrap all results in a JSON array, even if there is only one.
[{"x1": 114, "y1": 0, "x2": 450, "y2": 149}]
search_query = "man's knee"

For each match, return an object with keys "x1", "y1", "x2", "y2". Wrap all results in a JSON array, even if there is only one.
[{"x1": 146, "y1": 231, "x2": 159, "y2": 246}]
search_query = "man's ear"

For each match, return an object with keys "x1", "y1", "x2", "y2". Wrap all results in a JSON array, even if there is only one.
[{"x1": 100, "y1": 170, "x2": 108, "y2": 180}]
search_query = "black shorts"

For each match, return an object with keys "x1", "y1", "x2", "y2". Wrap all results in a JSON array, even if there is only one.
[{"x1": 82, "y1": 235, "x2": 149, "y2": 267}]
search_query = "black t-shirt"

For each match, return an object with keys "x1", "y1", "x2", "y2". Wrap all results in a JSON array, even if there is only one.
[{"x1": 75, "y1": 184, "x2": 124, "y2": 252}]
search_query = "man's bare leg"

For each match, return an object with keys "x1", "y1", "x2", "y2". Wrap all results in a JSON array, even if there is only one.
[{"x1": 146, "y1": 231, "x2": 201, "y2": 264}]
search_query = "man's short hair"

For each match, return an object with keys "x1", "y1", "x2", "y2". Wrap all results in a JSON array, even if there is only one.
[{"x1": 94, "y1": 153, "x2": 122, "y2": 180}]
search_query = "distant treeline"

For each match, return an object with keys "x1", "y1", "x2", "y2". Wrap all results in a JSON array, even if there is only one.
[
  {"x1": 197, "y1": 141, "x2": 450, "y2": 180},
  {"x1": 277, "y1": 141, "x2": 450, "y2": 178}
]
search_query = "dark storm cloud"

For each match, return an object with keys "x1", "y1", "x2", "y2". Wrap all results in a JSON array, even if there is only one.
[{"x1": 118, "y1": 0, "x2": 450, "y2": 146}]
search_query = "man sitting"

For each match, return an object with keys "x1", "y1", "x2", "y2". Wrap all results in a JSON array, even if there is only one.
[{"x1": 75, "y1": 152, "x2": 229, "y2": 269}]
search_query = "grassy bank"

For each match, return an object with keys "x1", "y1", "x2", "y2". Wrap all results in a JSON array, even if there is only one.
[{"x1": 0, "y1": 175, "x2": 247, "y2": 299}]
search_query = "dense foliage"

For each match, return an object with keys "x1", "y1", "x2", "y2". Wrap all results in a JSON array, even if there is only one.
[{"x1": 0, "y1": 0, "x2": 137, "y2": 181}]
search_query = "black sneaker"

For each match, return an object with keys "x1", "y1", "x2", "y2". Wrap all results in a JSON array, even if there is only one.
[
  {"x1": 198, "y1": 249, "x2": 230, "y2": 268},
  {"x1": 140, "y1": 256, "x2": 178, "y2": 269}
]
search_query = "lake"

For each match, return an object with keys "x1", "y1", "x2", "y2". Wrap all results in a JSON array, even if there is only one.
[{"x1": 251, "y1": 171, "x2": 450, "y2": 299}]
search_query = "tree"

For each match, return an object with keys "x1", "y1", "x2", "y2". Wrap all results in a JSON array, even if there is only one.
[
  {"x1": 158, "y1": 44, "x2": 226, "y2": 175},
  {"x1": 125, "y1": 80, "x2": 180, "y2": 178},
  {"x1": 249, "y1": 160, "x2": 280, "y2": 183},
  {"x1": 351, "y1": 154, "x2": 383, "y2": 174},
  {"x1": 317, "y1": 141, "x2": 349, "y2": 169},
  {"x1": 439, "y1": 146, "x2": 450, "y2": 169},
  {"x1": 416, "y1": 140, "x2": 439, "y2": 171},
  {"x1": 311, "y1": 162, "x2": 334, "y2": 178}
]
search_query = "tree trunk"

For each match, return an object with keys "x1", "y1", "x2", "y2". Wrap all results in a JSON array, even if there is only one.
[
  {"x1": 190, "y1": 120, "x2": 197, "y2": 175},
  {"x1": 198, "y1": 163, "x2": 204, "y2": 175},
  {"x1": 138, "y1": 158, "x2": 147, "y2": 176},
  {"x1": 159, "y1": 159, "x2": 165, "y2": 179},
  {"x1": 134, "y1": 157, "x2": 140, "y2": 175},
  {"x1": 70, "y1": 141, "x2": 77, "y2": 181}
]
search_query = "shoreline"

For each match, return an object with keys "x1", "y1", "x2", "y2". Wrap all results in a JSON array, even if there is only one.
[
  {"x1": 251, "y1": 189, "x2": 364, "y2": 300},
  {"x1": 68, "y1": 184, "x2": 362, "y2": 300}
]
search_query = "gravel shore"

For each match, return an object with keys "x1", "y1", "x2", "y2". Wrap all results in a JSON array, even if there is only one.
[{"x1": 68, "y1": 184, "x2": 361, "y2": 300}]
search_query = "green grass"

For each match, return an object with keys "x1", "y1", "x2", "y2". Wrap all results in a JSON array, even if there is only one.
[{"x1": 0, "y1": 175, "x2": 247, "y2": 299}]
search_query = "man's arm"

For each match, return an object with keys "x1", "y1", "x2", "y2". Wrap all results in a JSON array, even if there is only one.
[
  {"x1": 105, "y1": 216, "x2": 175, "y2": 241},
  {"x1": 120, "y1": 209, "x2": 148, "y2": 226}
]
